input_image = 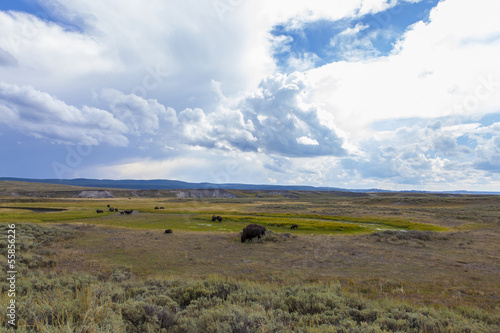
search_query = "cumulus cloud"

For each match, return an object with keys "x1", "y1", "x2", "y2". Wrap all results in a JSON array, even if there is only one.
[
  {"x1": 342, "y1": 115, "x2": 500, "y2": 186},
  {"x1": 99, "y1": 88, "x2": 177, "y2": 136},
  {"x1": 175, "y1": 106, "x2": 257, "y2": 152},
  {"x1": 167, "y1": 72, "x2": 346, "y2": 157},
  {"x1": 238, "y1": 72, "x2": 346, "y2": 157},
  {"x1": 473, "y1": 123, "x2": 500, "y2": 173},
  {"x1": 306, "y1": 0, "x2": 500, "y2": 140},
  {"x1": 0, "y1": 82, "x2": 128, "y2": 146}
]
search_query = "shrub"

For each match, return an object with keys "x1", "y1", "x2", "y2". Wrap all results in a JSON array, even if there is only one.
[{"x1": 1, "y1": 223, "x2": 499, "y2": 332}]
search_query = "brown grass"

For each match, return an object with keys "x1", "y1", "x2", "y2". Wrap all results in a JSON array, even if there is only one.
[{"x1": 51, "y1": 224, "x2": 500, "y2": 311}]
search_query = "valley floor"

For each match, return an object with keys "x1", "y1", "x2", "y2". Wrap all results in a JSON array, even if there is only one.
[{"x1": 0, "y1": 183, "x2": 499, "y2": 331}]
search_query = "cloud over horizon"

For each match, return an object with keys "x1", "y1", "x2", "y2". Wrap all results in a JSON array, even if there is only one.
[{"x1": 1, "y1": 0, "x2": 500, "y2": 191}]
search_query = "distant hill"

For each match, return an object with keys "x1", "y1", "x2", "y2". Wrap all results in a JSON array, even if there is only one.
[
  {"x1": 0, "y1": 177, "x2": 365, "y2": 192},
  {"x1": 0, "y1": 177, "x2": 499, "y2": 195}
]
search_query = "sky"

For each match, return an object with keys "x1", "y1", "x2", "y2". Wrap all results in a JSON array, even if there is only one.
[{"x1": 0, "y1": 0, "x2": 500, "y2": 191}]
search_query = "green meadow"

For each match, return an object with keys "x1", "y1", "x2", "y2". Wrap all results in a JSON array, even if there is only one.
[{"x1": 0, "y1": 196, "x2": 447, "y2": 234}]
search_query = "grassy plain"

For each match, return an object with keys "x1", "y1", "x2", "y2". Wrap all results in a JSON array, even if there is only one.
[{"x1": 0, "y1": 181, "x2": 499, "y2": 331}]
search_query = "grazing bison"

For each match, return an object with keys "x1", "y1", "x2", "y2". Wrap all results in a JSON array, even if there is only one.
[
  {"x1": 241, "y1": 224, "x2": 266, "y2": 243},
  {"x1": 122, "y1": 210, "x2": 133, "y2": 215},
  {"x1": 96, "y1": 209, "x2": 104, "y2": 213},
  {"x1": 246, "y1": 224, "x2": 266, "y2": 236},
  {"x1": 109, "y1": 208, "x2": 115, "y2": 212},
  {"x1": 241, "y1": 227, "x2": 263, "y2": 243},
  {"x1": 107, "y1": 204, "x2": 110, "y2": 207},
  {"x1": 212, "y1": 215, "x2": 223, "y2": 222},
  {"x1": 291, "y1": 224, "x2": 298, "y2": 230},
  {"x1": 164, "y1": 229, "x2": 173, "y2": 234},
  {"x1": 155, "y1": 206, "x2": 159, "y2": 210},
  {"x1": 159, "y1": 207, "x2": 165, "y2": 209}
]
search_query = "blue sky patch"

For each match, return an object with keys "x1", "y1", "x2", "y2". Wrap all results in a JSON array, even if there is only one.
[
  {"x1": 0, "y1": 0, "x2": 85, "y2": 33},
  {"x1": 0, "y1": 0, "x2": 40, "y2": 13},
  {"x1": 478, "y1": 112, "x2": 500, "y2": 126},
  {"x1": 271, "y1": 0, "x2": 441, "y2": 71}
]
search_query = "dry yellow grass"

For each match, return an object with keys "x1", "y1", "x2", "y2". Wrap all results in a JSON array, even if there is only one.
[{"x1": 51, "y1": 224, "x2": 500, "y2": 310}]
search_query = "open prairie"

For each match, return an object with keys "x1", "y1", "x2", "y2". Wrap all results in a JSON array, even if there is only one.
[{"x1": 0, "y1": 181, "x2": 499, "y2": 332}]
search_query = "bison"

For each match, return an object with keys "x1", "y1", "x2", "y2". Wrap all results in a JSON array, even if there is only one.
[
  {"x1": 164, "y1": 229, "x2": 173, "y2": 234},
  {"x1": 241, "y1": 224, "x2": 266, "y2": 243},
  {"x1": 96, "y1": 209, "x2": 104, "y2": 213},
  {"x1": 109, "y1": 208, "x2": 115, "y2": 212},
  {"x1": 291, "y1": 224, "x2": 298, "y2": 230},
  {"x1": 212, "y1": 215, "x2": 223, "y2": 222},
  {"x1": 217, "y1": 216, "x2": 222, "y2": 222},
  {"x1": 246, "y1": 224, "x2": 266, "y2": 235},
  {"x1": 122, "y1": 210, "x2": 133, "y2": 215},
  {"x1": 155, "y1": 206, "x2": 159, "y2": 210},
  {"x1": 160, "y1": 207, "x2": 165, "y2": 209}
]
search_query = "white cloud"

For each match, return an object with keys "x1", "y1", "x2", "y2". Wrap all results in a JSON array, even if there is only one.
[
  {"x1": 0, "y1": 82, "x2": 128, "y2": 146},
  {"x1": 341, "y1": 115, "x2": 500, "y2": 187},
  {"x1": 99, "y1": 88, "x2": 177, "y2": 135},
  {"x1": 0, "y1": 11, "x2": 120, "y2": 77},
  {"x1": 286, "y1": 52, "x2": 321, "y2": 72},
  {"x1": 336, "y1": 23, "x2": 370, "y2": 38},
  {"x1": 297, "y1": 136, "x2": 319, "y2": 145},
  {"x1": 249, "y1": 0, "x2": 401, "y2": 30},
  {"x1": 81, "y1": 151, "x2": 270, "y2": 184},
  {"x1": 306, "y1": 0, "x2": 500, "y2": 143}
]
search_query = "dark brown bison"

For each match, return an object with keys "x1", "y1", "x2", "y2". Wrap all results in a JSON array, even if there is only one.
[
  {"x1": 159, "y1": 207, "x2": 164, "y2": 209},
  {"x1": 217, "y1": 216, "x2": 222, "y2": 222},
  {"x1": 291, "y1": 224, "x2": 298, "y2": 229},
  {"x1": 212, "y1": 215, "x2": 217, "y2": 221},
  {"x1": 241, "y1": 224, "x2": 266, "y2": 243},
  {"x1": 96, "y1": 209, "x2": 104, "y2": 213},
  {"x1": 155, "y1": 206, "x2": 159, "y2": 210},
  {"x1": 107, "y1": 205, "x2": 110, "y2": 207},
  {"x1": 109, "y1": 208, "x2": 115, "y2": 212},
  {"x1": 164, "y1": 229, "x2": 173, "y2": 234},
  {"x1": 122, "y1": 210, "x2": 133, "y2": 215},
  {"x1": 246, "y1": 224, "x2": 266, "y2": 235}
]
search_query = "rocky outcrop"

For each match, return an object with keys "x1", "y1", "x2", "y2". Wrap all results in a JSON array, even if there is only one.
[{"x1": 75, "y1": 190, "x2": 115, "y2": 198}]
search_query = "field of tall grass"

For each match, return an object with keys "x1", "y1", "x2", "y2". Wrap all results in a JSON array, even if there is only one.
[{"x1": 1, "y1": 224, "x2": 499, "y2": 332}]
